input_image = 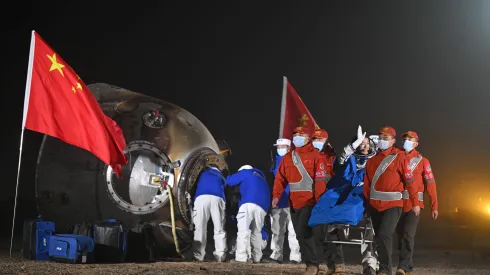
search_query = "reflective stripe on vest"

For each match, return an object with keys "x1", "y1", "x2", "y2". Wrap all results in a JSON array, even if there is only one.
[
  {"x1": 370, "y1": 153, "x2": 402, "y2": 201},
  {"x1": 402, "y1": 190, "x2": 424, "y2": 201},
  {"x1": 288, "y1": 150, "x2": 314, "y2": 192},
  {"x1": 403, "y1": 155, "x2": 423, "y2": 201}
]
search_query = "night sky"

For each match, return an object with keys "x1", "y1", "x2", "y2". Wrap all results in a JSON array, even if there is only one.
[{"x1": 3, "y1": 1, "x2": 490, "y2": 218}]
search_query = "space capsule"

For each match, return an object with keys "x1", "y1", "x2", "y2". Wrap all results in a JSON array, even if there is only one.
[{"x1": 34, "y1": 83, "x2": 230, "y2": 256}]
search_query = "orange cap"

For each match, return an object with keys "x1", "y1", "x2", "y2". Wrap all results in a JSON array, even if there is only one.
[
  {"x1": 312, "y1": 129, "x2": 328, "y2": 139},
  {"x1": 378, "y1": 126, "x2": 396, "y2": 137},
  {"x1": 401, "y1": 131, "x2": 419, "y2": 140},
  {"x1": 293, "y1": 126, "x2": 310, "y2": 135}
]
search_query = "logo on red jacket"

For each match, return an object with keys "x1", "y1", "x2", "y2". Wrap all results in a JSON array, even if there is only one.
[
  {"x1": 426, "y1": 165, "x2": 431, "y2": 172},
  {"x1": 319, "y1": 163, "x2": 325, "y2": 170}
]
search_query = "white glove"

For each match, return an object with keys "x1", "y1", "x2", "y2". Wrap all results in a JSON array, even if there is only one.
[
  {"x1": 369, "y1": 135, "x2": 379, "y2": 145},
  {"x1": 351, "y1": 125, "x2": 366, "y2": 149}
]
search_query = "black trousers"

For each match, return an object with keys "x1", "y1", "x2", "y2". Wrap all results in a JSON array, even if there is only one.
[
  {"x1": 323, "y1": 227, "x2": 344, "y2": 269},
  {"x1": 396, "y1": 210, "x2": 421, "y2": 272},
  {"x1": 370, "y1": 207, "x2": 402, "y2": 275},
  {"x1": 290, "y1": 205, "x2": 319, "y2": 267}
]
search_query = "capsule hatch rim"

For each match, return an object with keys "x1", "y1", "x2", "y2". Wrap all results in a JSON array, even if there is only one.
[{"x1": 105, "y1": 140, "x2": 173, "y2": 215}]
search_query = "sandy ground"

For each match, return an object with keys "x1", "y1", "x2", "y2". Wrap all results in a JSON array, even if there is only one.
[
  {"x1": 3, "y1": 216, "x2": 490, "y2": 275},
  {"x1": 2, "y1": 247, "x2": 490, "y2": 275}
]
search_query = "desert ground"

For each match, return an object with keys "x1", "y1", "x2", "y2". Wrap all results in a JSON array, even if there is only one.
[
  {"x1": 3, "y1": 212, "x2": 490, "y2": 274},
  {"x1": 2, "y1": 244, "x2": 490, "y2": 275}
]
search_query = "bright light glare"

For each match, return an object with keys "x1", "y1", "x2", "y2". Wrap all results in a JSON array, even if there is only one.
[{"x1": 486, "y1": 205, "x2": 490, "y2": 215}]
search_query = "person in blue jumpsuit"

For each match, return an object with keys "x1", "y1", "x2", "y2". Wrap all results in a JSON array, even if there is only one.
[
  {"x1": 226, "y1": 165, "x2": 271, "y2": 263},
  {"x1": 192, "y1": 164, "x2": 227, "y2": 262},
  {"x1": 309, "y1": 126, "x2": 379, "y2": 275}
]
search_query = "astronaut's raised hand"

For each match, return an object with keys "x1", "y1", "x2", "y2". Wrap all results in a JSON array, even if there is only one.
[{"x1": 351, "y1": 125, "x2": 366, "y2": 149}]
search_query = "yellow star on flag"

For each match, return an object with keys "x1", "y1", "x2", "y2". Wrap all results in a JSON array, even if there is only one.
[
  {"x1": 71, "y1": 86, "x2": 76, "y2": 93},
  {"x1": 298, "y1": 114, "x2": 309, "y2": 126},
  {"x1": 46, "y1": 53, "x2": 65, "y2": 77},
  {"x1": 76, "y1": 82, "x2": 82, "y2": 90}
]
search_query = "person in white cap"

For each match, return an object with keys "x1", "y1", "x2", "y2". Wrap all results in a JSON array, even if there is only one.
[
  {"x1": 226, "y1": 165, "x2": 271, "y2": 263},
  {"x1": 262, "y1": 138, "x2": 301, "y2": 264},
  {"x1": 192, "y1": 164, "x2": 227, "y2": 262}
]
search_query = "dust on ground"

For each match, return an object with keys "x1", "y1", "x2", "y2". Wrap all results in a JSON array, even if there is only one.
[{"x1": 2, "y1": 248, "x2": 490, "y2": 275}]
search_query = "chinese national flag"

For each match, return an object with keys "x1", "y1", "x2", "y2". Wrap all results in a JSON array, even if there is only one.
[
  {"x1": 22, "y1": 31, "x2": 128, "y2": 177},
  {"x1": 278, "y1": 76, "x2": 319, "y2": 140}
]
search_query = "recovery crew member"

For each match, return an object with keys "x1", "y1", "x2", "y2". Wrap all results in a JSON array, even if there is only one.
[
  {"x1": 310, "y1": 129, "x2": 340, "y2": 271},
  {"x1": 396, "y1": 131, "x2": 438, "y2": 275},
  {"x1": 227, "y1": 165, "x2": 271, "y2": 263},
  {"x1": 364, "y1": 126, "x2": 418, "y2": 275},
  {"x1": 273, "y1": 126, "x2": 328, "y2": 275},
  {"x1": 192, "y1": 165, "x2": 227, "y2": 262},
  {"x1": 311, "y1": 128, "x2": 336, "y2": 179},
  {"x1": 262, "y1": 138, "x2": 302, "y2": 264}
]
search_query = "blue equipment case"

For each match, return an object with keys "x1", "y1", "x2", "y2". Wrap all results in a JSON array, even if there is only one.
[
  {"x1": 21, "y1": 217, "x2": 55, "y2": 261},
  {"x1": 48, "y1": 234, "x2": 95, "y2": 264}
]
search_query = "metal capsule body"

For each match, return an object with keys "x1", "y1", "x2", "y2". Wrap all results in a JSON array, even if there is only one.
[{"x1": 35, "y1": 83, "x2": 228, "y2": 255}]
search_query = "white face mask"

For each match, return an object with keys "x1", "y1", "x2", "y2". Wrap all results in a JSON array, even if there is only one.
[
  {"x1": 277, "y1": 148, "x2": 288, "y2": 156},
  {"x1": 292, "y1": 136, "x2": 306, "y2": 147},
  {"x1": 312, "y1": 141, "x2": 324, "y2": 151},
  {"x1": 377, "y1": 139, "x2": 391, "y2": 150},
  {"x1": 403, "y1": 140, "x2": 414, "y2": 152}
]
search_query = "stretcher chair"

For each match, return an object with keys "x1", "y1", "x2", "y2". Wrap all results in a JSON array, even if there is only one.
[{"x1": 323, "y1": 216, "x2": 375, "y2": 247}]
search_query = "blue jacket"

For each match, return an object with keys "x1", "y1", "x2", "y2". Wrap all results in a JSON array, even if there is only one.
[
  {"x1": 194, "y1": 168, "x2": 226, "y2": 201},
  {"x1": 308, "y1": 155, "x2": 366, "y2": 227},
  {"x1": 271, "y1": 155, "x2": 290, "y2": 209},
  {"x1": 226, "y1": 168, "x2": 271, "y2": 213}
]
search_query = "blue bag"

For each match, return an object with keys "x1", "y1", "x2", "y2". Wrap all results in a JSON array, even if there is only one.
[
  {"x1": 48, "y1": 234, "x2": 94, "y2": 264},
  {"x1": 21, "y1": 216, "x2": 55, "y2": 261}
]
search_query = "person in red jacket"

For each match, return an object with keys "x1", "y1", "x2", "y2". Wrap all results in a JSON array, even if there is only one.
[
  {"x1": 273, "y1": 126, "x2": 328, "y2": 275},
  {"x1": 310, "y1": 128, "x2": 344, "y2": 273},
  {"x1": 395, "y1": 131, "x2": 438, "y2": 275},
  {"x1": 364, "y1": 126, "x2": 418, "y2": 275},
  {"x1": 311, "y1": 129, "x2": 335, "y2": 183}
]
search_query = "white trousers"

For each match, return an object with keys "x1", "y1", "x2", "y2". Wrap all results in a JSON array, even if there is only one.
[
  {"x1": 192, "y1": 195, "x2": 227, "y2": 261},
  {"x1": 229, "y1": 234, "x2": 267, "y2": 259},
  {"x1": 269, "y1": 208, "x2": 301, "y2": 262},
  {"x1": 235, "y1": 203, "x2": 266, "y2": 262}
]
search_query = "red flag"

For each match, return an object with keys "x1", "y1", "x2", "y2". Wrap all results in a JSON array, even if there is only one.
[
  {"x1": 22, "y1": 31, "x2": 128, "y2": 177},
  {"x1": 279, "y1": 77, "x2": 319, "y2": 140}
]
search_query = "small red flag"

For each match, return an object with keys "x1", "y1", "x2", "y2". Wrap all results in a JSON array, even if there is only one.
[
  {"x1": 22, "y1": 31, "x2": 128, "y2": 177},
  {"x1": 279, "y1": 77, "x2": 319, "y2": 140}
]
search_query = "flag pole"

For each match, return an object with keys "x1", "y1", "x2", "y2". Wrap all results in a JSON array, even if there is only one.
[
  {"x1": 10, "y1": 30, "x2": 36, "y2": 258},
  {"x1": 278, "y1": 76, "x2": 287, "y2": 138}
]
